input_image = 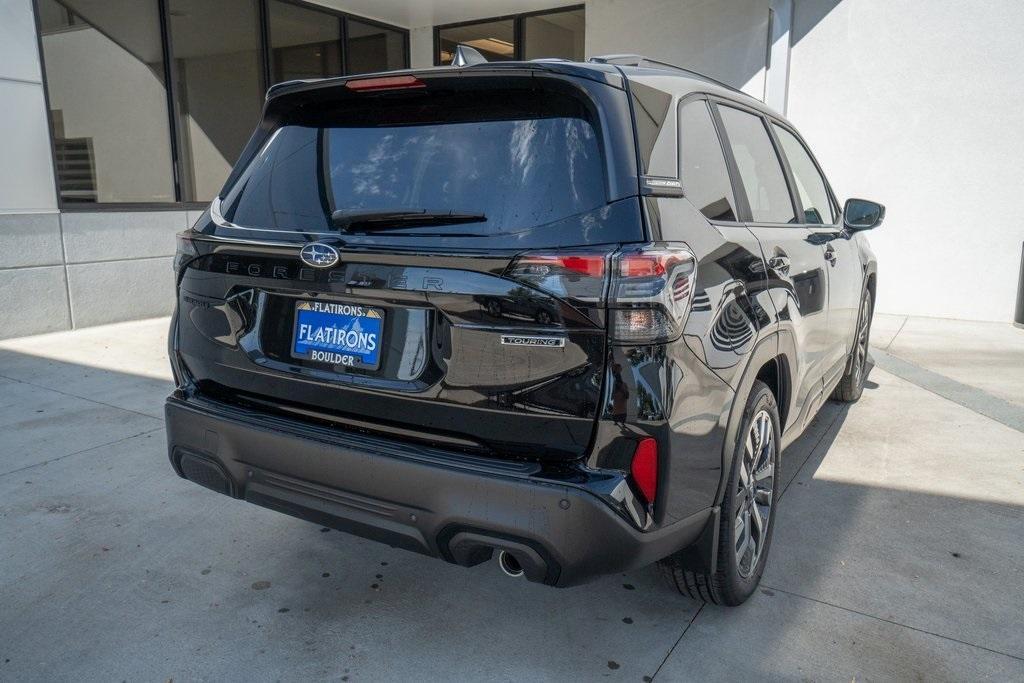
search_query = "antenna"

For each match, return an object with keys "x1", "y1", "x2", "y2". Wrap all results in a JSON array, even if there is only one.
[{"x1": 451, "y1": 45, "x2": 488, "y2": 67}]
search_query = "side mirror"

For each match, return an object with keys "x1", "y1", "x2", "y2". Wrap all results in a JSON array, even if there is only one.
[{"x1": 843, "y1": 198, "x2": 885, "y2": 231}]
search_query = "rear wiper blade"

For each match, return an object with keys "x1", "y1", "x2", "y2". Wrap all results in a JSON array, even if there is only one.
[{"x1": 331, "y1": 208, "x2": 487, "y2": 231}]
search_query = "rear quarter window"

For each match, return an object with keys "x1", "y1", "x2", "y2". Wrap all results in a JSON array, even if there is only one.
[{"x1": 678, "y1": 99, "x2": 738, "y2": 222}]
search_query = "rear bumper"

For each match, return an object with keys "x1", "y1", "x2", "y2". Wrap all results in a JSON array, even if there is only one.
[{"x1": 164, "y1": 394, "x2": 710, "y2": 587}]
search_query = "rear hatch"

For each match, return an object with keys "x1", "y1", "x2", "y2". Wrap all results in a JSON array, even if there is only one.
[{"x1": 174, "y1": 67, "x2": 644, "y2": 461}]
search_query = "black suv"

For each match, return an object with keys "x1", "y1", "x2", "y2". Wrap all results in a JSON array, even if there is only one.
[{"x1": 166, "y1": 53, "x2": 882, "y2": 606}]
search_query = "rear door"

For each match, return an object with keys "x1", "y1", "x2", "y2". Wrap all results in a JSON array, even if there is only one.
[
  {"x1": 175, "y1": 71, "x2": 643, "y2": 462},
  {"x1": 713, "y1": 102, "x2": 832, "y2": 421}
]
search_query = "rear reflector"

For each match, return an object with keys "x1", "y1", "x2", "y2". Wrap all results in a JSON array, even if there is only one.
[
  {"x1": 630, "y1": 437, "x2": 658, "y2": 507},
  {"x1": 345, "y1": 75, "x2": 426, "y2": 92}
]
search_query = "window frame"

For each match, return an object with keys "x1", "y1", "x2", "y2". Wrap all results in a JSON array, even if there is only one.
[
  {"x1": 432, "y1": 4, "x2": 585, "y2": 66},
  {"x1": 675, "y1": 93, "x2": 743, "y2": 225},
  {"x1": 706, "y1": 94, "x2": 842, "y2": 227},
  {"x1": 265, "y1": 0, "x2": 343, "y2": 87},
  {"x1": 768, "y1": 119, "x2": 841, "y2": 226},
  {"x1": 32, "y1": 0, "x2": 410, "y2": 212},
  {"x1": 708, "y1": 97, "x2": 800, "y2": 226},
  {"x1": 339, "y1": 13, "x2": 411, "y2": 77}
]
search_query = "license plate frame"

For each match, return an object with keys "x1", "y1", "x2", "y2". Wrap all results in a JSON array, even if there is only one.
[{"x1": 290, "y1": 300, "x2": 385, "y2": 371}]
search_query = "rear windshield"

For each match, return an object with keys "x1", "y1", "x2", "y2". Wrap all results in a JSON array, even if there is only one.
[{"x1": 218, "y1": 89, "x2": 631, "y2": 248}]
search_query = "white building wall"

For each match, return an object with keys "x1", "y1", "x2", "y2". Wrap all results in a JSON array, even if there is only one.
[
  {"x1": 586, "y1": 0, "x2": 771, "y2": 100},
  {"x1": 788, "y1": 0, "x2": 1024, "y2": 322},
  {"x1": 0, "y1": 0, "x2": 57, "y2": 213},
  {"x1": 0, "y1": 0, "x2": 69, "y2": 339}
]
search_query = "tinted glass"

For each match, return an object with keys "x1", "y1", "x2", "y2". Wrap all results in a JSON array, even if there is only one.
[
  {"x1": 38, "y1": 0, "x2": 174, "y2": 203},
  {"x1": 438, "y1": 20, "x2": 515, "y2": 64},
  {"x1": 268, "y1": 0, "x2": 342, "y2": 83},
  {"x1": 523, "y1": 9, "x2": 585, "y2": 60},
  {"x1": 718, "y1": 106, "x2": 796, "y2": 223},
  {"x1": 773, "y1": 124, "x2": 834, "y2": 224},
  {"x1": 678, "y1": 100, "x2": 738, "y2": 221},
  {"x1": 170, "y1": 0, "x2": 263, "y2": 202},
  {"x1": 347, "y1": 19, "x2": 406, "y2": 74},
  {"x1": 220, "y1": 91, "x2": 620, "y2": 247}
]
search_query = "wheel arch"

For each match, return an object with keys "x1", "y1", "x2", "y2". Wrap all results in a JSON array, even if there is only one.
[
  {"x1": 715, "y1": 332, "x2": 787, "y2": 508},
  {"x1": 678, "y1": 334, "x2": 787, "y2": 580}
]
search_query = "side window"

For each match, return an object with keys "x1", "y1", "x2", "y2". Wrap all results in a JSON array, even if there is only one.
[
  {"x1": 773, "y1": 124, "x2": 835, "y2": 224},
  {"x1": 717, "y1": 105, "x2": 796, "y2": 224},
  {"x1": 678, "y1": 100, "x2": 738, "y2": 221}
]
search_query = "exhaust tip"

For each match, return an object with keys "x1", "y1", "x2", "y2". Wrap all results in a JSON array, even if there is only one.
[{"x1": 498, "y1": 550, "x2": 524, "y2": 578}]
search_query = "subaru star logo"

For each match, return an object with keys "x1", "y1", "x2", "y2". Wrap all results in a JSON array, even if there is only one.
[{"x1": 299, "y1": 242, "x2": 340, "y2": 269}]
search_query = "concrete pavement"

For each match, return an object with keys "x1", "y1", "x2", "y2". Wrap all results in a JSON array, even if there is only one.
[{"x1": 1, "y1": 314, "x2": 1022, "y2": 681}]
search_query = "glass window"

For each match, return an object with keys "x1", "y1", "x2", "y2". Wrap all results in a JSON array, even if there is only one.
[
  {"x1": 38, "y1": 0, "x2": 175, "y2": 203},
  {"x1": 169, "y1": 0, "x2": 263, "y2": 202},
  {"x1": 678, "y1": 100, "x2": 738, "y2": 222},
  {"x1": 347, "y1": 19, "x2": 406, "y2": 74},
  {"x1": 438, "y1": 20, "x2": 515, "y2": 64},
  {"x1": 523, "y1": 8, "x2": 585, "y2": 61},
  {"x1": 773, "y1": 124, "x2": 834, "y2": 224},
  {"x1": 718, "y1": 106, "x2": 796, "y2": 224},
  {"x1": 268, "y1": 0, "x2": 342, "y2": 84},
  {"x1": 220, "y1": 90, "x2": 617, "y2": 248}
]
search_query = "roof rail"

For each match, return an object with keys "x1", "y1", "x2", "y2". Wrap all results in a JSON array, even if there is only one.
[{"x1": 587, "y1": 54, "x2": 742, "y2": 94}]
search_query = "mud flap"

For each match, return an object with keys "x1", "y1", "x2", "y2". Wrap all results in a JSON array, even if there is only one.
[{"x1": 672, "y1": 505, "x2": 720, "y2": 574}]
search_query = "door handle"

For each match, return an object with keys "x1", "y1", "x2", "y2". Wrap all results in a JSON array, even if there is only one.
[
  {"x1": 824, "y1": 244, "x2": 837, "y2": 266},
  {"x1": 768, "y1": 254, "x2": 791, "y2": 275}
]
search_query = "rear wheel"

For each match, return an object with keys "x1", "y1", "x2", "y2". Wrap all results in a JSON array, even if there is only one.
[
  {"x1": 832, "y1": 288, "x2": 873, "y2": 403},
  {"x1": 659, "y1": 380, "x2": 780, "y2": 605}
]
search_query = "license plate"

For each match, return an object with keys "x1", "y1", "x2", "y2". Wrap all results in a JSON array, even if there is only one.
[{"x1": 291, "y1": 301, "x2": 384, "y2": 370}]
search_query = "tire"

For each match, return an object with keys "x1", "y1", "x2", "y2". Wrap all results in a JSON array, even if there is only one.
[
  {"x1": 832, "y1": 288, "x2": 873, "y2": 403},
  {"x1": 659, "y1": 380, "x2": 781, "y2": 606}
]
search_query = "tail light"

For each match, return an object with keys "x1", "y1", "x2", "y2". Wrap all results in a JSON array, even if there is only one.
[
  {"x1": 609, "y1": 245, "x2": 697, "y2": 344},
  {"x1": 504, "y1": 250, "x2": 609, "y2": 309},
  {"x1": 504, "y1": 244, "x2": 697, "y2": 343},
  {"x1": 630, "y1": 437, "x2": 659, "y2": 506},
  {"x1": 173, "y1": 232, "x2": 199, "y2": 275}
]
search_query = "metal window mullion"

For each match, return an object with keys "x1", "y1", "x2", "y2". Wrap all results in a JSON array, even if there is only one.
[
  {"x1": 259, "y1": 0, "x2": 272, "y2": 90},
  {"x1": 158, "y1": 0, "x2": 184, "y2": 202},
  {"x1": 340, "y1": 15, "x2": 350, "y2": 74},
  {"x1": 514, "y1": 15, "x2": 523, "y2": 60}
]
